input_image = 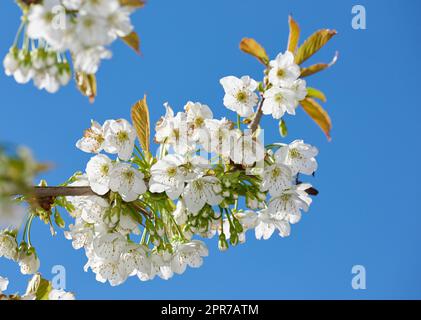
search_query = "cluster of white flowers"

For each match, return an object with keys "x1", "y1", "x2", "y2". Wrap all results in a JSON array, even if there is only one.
[
  {"x1": 220, "y1": 51, "x2": 307, "y2": 120},
  {"x1": 154, "y1": 101, "x2": 265, "y2": 167},
  {"x1": 3, "y1": 0, "x2": 139, "y2": 93},
  {"x1": 0, "y1": 230, "x2": 40, "y2": 276}
]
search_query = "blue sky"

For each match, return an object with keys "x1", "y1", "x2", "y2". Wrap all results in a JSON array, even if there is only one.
[{"x1": 1, "y1": 0, "x2": 420, "y2": 299}]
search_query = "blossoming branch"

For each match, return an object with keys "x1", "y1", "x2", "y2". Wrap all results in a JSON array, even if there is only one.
[{"x1": 0, "y1": 16, "x2": 337, "y2": 293}]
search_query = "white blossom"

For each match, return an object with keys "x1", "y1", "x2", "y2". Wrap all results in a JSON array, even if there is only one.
[
  {"x1": 103, "y1": 119, "x2": 136, "y2": 161},
  {"x1": 109, "y1": 163, "x2": 147, "y2": 202},
  {"x1": 73, "y1": 46, "x2": 112, "y2": 74},
  {"x1": 76, "y1": 120, "x2": 105, "y2": 154},
  {"x1": 260, "y1": 163, "x2": 293, "y2": 197},
  {"x1": 48, "y1": 289, "x2": 76, "y2": 300},
  {"x1": 220, "y1": 76, "x2": 258, "y2": 117},
  {"x1": 0, "y1": 276, "x2": 8, "y2": 294},
  {"x1": 230, "y1": 133, "x2": 265, "y2": 166},
  {"x1": 149, "y1": 154, "x2": 187, "y2": 199},
  {"x1": 255, "y1": 208, "x2": 291, "y2": 240},
  {"x1": 262, "y1": 86, "x2": 297, "y2": 119},
  {"x1": 18, "y1": 251, "x2": 40, "y2": 275},
  {"x1": 268, "y1": 51, "x2": 300, "y2": 87},
  {"x1": 171, "y1": 240, "x2": 208, "y2": 275},
  {"x1": 275, "y1": 140, "x2": 318, "y2": 175},
  {"x1": 183, "y1": 176, "x2": 223, "y2": 214},
  {"x1": 267, "y1": 183, "x2": 312, "y2": 224},
  {"x1": 0, "y1": 233, "x2": 18, "y2": 261},
  {"x1": 86, "y1": 154, "x2": 113, "y2": 195}
]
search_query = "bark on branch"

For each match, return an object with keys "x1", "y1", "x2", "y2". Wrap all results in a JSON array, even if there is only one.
[{"x1": 30, "y1": 186, "x2": 97, "y2": 198}]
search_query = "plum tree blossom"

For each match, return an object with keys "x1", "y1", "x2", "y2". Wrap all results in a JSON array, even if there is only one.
[{"x1": 0, "y1": 16, "x2": 337, "y2": 297}]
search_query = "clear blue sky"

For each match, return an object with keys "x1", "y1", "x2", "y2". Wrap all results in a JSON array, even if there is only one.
[{"x1": 1, "y1": 0, "x2": 420, "y2": 300}]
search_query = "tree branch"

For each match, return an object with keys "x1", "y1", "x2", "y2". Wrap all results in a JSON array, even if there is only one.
[
  {"x1": 249, "y1": 97, "x2": 265, "y2": 133},
  {"x1": 30, "y1": 186, "x2": 97, "y2": 198}
]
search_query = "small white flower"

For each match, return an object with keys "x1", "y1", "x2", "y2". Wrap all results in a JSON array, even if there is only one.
[
  {"x1": 107, "y1": 5, "x2": 133, "y2": 39},
  {"x1": 199, "y1": 118, "x2": 235, "y2": 157},
  {"x1": 267, "y1": 183, "x2": 312, "y2": 224},
  {"x1": 262, "y1": 86, "x2": 297, "y2": 119},
  {"x1": 261, "y1": 163, "x2": 293, "y2": 197},
  {"x1": 116, "y1": 213, "x2": 140, "y2": 236},
  {"x1": 171, "y1": 240, "x2": 209, "y2": 275},
  {"x1": 64, "y1": 219, "x2": 94, "y2": 250},
  {"x1": 76, "y1": 14, "x2": 111, "y2": 47},
  {"x1": 154, "y1": 104, "x2": 192, "y2": 154},
  {"x1": 18, "y1": 250, "x2": 40, "y2": 275},
  {"x1": 48, "y1": 289, "x2": 76, "y2": 300},
  {"x1": 73, "y1": 46, "x2": 112, "y2": 74},
  {"x1": 109, "y1": 163, "x2": 147, "y2": 202},
  {"x1": 27, "y1": 0, "x2": 69, "y2": 50},
  {"x1": 255, "y1": 208, "x2": 290, "y2": 240},
  {"x1": 81, "y1": 0, "x2": 119, "y2": 17},
  {"x1": 103, "y1": 119, "x2": 136, "y2": 161},
  {"x1": 230, "y1": 132, "x2": 265, "y2": 166},
  {"x1": 3, "y1": 49, "x2": 19, "y2": 76},
  {"x1": 149, "y1": 154, "x2": 187, "y2": 199},
  {"x1": 0, "y1": 233, "x2": 18, "y2": 261},
  {"x1": 120, "y1": 243, "x2": 150, "y2": 277},
  {"x1": 220, "y1": 76, "x2": 259, "y2": 117},
  {"x1": 184, "y1": 101, "x2": 213, "y2": 139},
  {"x1": 268, "y1": 51, "x2": 300, "y2": 87},
  {"x1": 76, "y1": 120, "x2": 105, "y2": 154},
  {"x1": 275, "y1": 140, "x2": 318, "y2": 175},
  {"x1": 86, "y1": 154, "x2": 113, "y2": 195},
  {"x1": 183, "y1": 176, "x2": 223, "y2": 214},
  {"x1": 288, "y1": 79, "x2": 307, "y2": 105},
  {"x1": 80, "y1": 197, "x2": 109, "y2": 224},
  {"x1": 0, "y1": 276, "x2": 9, "y2": 294}
]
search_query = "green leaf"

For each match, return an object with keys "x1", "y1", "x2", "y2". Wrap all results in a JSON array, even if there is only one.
[
  {"x1": 300, "y1": 98, "x2": 332, "y2": 140},
  {"x1": 121, "y1": 31, "x2": 141, "y2": 55},
  {"x1": 300, "y1": 51, "x2": 338, "y2": 77},
  {"x1": 54, "y1": 208, "x2": 65, "y2": 229},
  {"x1": 295, "y1": 29, "x2": 337, "y2": 65},
  {"x1": 75, "y1": 72, "x2": 97, "y2": 103},
  {"x1": 131, "y1": 95, "x2": 150, "y2": 152},
  {"x1": 306, "y1": 87, "x2": 327, "y2": 102},
  {"x1": 279, "y1": 118, "x2": 288, "y2": 137},
  {"x1": 239, "y1": 38, "x2": 269, "y2": 66},
  {"x1": 287, "y1": 15, "x2": 300, "y2": 54}
]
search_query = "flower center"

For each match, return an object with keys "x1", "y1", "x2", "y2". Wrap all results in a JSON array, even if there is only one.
[
  {"x1": 172, "y1": 128, "x2": 180, "y2": 139},
  {"x1": 166, "y1": 167, "x2": 177, "y2": 177},
  {"x1": 277, "y1": 68, "x2": 285, "y2": 78},
  {"x1": 236, "y1": 91, "x2": 247, "y2": 103},
  {"x1": 100, "y1": 164, "x2": 109, "y2": 176},
  {"x1": 83, "y1": 17, "x2": 94, "y2": 28},
  {"x1": 280, "y1": 194, "x2": 291, "y2": 202},
  {"x1": 194, "y1": 117, "x2": 204, "y2": 127},
  {"x1": 117, "y1": 131, "x2": 129, "y2": 143},
  {"x1": 193, "y1": 180, "x2": 204, "y2": 191},
  {"x1": 272, "y1": 166, "x2": 281, "y2": 178},
  {"x1": 274, "y1": 93, "x2": 284, "y2": 104},
  {"x1": 123, "y1": 170, "x2": 135, "y2": 183},
  {"x1": 289, "y1": 148, "x2": 301, "y2": 159}
]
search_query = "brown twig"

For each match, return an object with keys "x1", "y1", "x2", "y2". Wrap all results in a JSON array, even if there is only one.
[
  {"x1": 249, "y1": 97, "x2": 265, "y2": 133},
  {"x1": 30, "y1": 186, "x2": 97, "y2": 197}
]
